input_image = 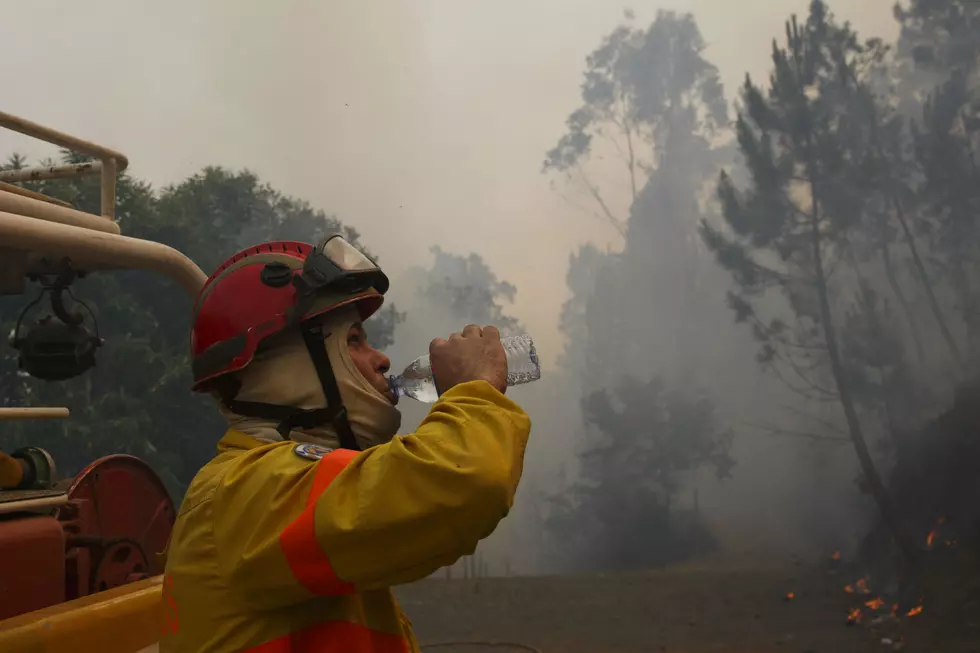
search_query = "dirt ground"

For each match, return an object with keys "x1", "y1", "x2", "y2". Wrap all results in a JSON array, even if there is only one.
[{"x1": 395, "y1": 565, "x2": 970, "y2": 653}]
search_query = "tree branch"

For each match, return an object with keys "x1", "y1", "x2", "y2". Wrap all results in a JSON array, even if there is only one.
[
  {"x1": 743, "y1": 420, "x2": 850, "y2": 443},
  {"x1": 779, "y1": 403, "x2": 849, "y2": 437},
  {"x1": 765, "y1": 358, "x2": 841, "y2": 403},
  {"x1": 575, "y1": 162, "x2": 627, "y2": 237},
  {"x1": 621, "y1": 90, "x2": 638, "y2": 203}
]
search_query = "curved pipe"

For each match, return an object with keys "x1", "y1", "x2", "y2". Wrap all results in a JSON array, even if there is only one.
[
  {"x1": 0, "y1": 190, "x2": 120, "y2": 235},
  {"x1": 0, "y1": 111, "x2": 129, "y2": 172},
  {"x1": 0, "y1": 182, "x2": 72, "y2": 208},
  {"x1": 0, "y1": 211, "x2": 206, "y2": 298},
  {"x1": 0, "y1": 575, "x2": 163, "y2": 653},
  {"x1": 0, "y1": 161, "x2": 102, "y2": 184}
]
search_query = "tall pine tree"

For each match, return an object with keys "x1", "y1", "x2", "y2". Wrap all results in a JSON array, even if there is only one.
[{"x1": 701, "y1": 0, "x2": 919, "y2": 562}]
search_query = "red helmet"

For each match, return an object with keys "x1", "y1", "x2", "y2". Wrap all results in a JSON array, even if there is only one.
[{"x1": 190, "y1": 235, "x2": 389, "y2": 394}]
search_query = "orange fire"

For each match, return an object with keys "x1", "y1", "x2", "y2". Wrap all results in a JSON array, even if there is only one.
[
  {"x1": 847, "y1": 607, "x2": 863, "y2": 624},
  {"x1": 785, "y1": 592, "x2": 795, "y2": 600},
  {"x1": 855, "y1": 578, "x2": 870, "y2": 594},
  {"x1": 831, "y1": 551, "x2": 841, "y2": 561},
  {"x1": 844, "y1": 584, "x2": 854, "y2": 594},
  {"x1": 865, "y1": 597, "x2": 885, "y2": 610},
  {"x1": 907, "y1": 605, "x2": 923, "y2": 617},
  {"x1": 927, "y1": 530, "x2": 937, "y2": 548}
]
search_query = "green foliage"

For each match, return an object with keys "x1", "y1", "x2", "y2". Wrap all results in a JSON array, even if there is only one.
[
  {"x1": 415, "y1": 246, "x2": 521, "y2": 335},
  {"x1": 700, "y1": 0, "x2": 893, "y2": 407},
  {"x1": 701, "y1": 0, "x2": 931, "y2": 561},
  {"x1": 548, "y1": 378, "x2": 732, "y2": 569},
  {"x1": 0, "y1": 152, "x2": 400, "y2": 504},
  {"x1": 894, "y1": 0, "x2": 980, "y2": 75}
]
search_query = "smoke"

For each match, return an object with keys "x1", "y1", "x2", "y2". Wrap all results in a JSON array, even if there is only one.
[{"x1": 0, "y1": 0, "x2": 907, "y2": 577}]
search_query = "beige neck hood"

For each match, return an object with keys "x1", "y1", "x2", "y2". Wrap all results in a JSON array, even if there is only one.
[{"x1": 217, "y1": 306, "x2": 402, "y2": 450}]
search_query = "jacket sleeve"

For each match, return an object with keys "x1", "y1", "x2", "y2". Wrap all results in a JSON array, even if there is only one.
[{"x1": 211, "y1": 379, "x2": 531, "y2": 609}]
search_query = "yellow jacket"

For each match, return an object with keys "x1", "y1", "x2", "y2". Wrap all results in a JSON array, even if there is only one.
[{"x1": 159, "y1": 381, "x2": 531, "y2": 653}]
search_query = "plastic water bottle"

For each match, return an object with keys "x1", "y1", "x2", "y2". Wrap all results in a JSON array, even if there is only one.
[{"x1": 388, "y1": 333, "x2": 541, "y2": 403}]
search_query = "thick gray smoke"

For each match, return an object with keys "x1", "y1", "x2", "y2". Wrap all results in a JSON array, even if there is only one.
[{"x1": 0, "y1": 0, "x2": 910, "y2": 578}]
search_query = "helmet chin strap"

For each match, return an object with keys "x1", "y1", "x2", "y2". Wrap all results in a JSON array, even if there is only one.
[{"x1": 222, "y1": 322, "x2": 360, "y2": 451}]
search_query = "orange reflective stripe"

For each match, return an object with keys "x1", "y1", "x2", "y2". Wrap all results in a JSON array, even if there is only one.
[
  {"x1": 280, "y1": 448, "x2": 359, "y2": 596},
  {"x1": 244, "y1": 620, "x2": 410, "y2": 653}
]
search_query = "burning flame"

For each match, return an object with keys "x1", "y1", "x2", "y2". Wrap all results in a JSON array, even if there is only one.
[
  {"x1": 865, "y1": 597, "x2": 885, "y2": 611},
  {"x1": 785, "y1": 592, "x2": 795, "y2": 600},
  {"x1": 855, "y1": 578, "x2": 870, "y2": 594},
  {"x1": 907, "y1": 605, "x2": 923, "y2": 617},
  {"x1": 926, "y1": 530, "x2": 937, "y2": 548},
  {"x1": 831, "y1": 551, "x2": 841, "y2": 561},
  {"x1": 847, "y1": 607, "x2": 863, "y2": 624},
  {"x1": 844, "y1": 584, "x2": 854, "y2": 594}
]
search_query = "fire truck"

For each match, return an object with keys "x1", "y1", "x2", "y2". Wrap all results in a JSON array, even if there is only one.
[{"x1": 0, "y1": 110, "x2": 204, "y2": 653}]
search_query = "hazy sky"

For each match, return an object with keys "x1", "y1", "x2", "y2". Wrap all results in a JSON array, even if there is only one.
[{"x1": 0, "y1": 0, "x2": 898, "y2": 365}]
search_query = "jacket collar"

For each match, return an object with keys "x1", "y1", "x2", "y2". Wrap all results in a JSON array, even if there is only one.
[{"x1": 216, "y1": 429, "x2": 268, "y2": 454}]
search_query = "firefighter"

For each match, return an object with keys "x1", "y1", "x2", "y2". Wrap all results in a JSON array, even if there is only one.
[{"x1": 159, "y1": 235, "x2": 531, "y2": 653}]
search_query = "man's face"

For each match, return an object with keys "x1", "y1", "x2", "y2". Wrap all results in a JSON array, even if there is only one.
[{"x1": 346, "y1": 323, "x2": 397, "y2": 404}]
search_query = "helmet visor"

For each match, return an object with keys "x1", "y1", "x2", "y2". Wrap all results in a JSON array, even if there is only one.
[
  {"x1": 322, "y1": 235, "x2": 380, "y2": 272},
  {"x1": 300, "y1": 235, "x2": 389, "y2": 296}
]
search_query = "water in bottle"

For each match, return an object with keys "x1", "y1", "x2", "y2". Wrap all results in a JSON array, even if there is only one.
[{"x1": 388, "y1": 333, "x2": 541, "y2": 403}]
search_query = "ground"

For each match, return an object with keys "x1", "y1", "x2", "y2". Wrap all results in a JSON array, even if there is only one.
[{"x1": 395, "y1": 564, "x2": 968, "y2": 653}]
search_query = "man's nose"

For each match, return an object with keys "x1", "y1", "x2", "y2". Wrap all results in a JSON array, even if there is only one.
[{"x1": 376, "y1": 351, "x2": 391, "y2": 375}]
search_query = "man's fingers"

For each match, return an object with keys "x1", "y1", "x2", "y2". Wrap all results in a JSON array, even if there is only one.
[
  {"x1": 429, "y1": 337, "x2": 447, "y2": 353},
  {"x1": 448, "y1": 331, "x2": 463, "y2": 341},
  {"x1": 462, "y1": 324, "x2": 482, "y2": 338},
  {"x1": 482, "y1": 325, "x2": 501, "y2": 341}
]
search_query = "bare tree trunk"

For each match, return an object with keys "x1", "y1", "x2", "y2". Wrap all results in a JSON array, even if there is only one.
[
  {"x1": 880, "y1": 243, "x2": 926, "y2": 368},
  {"x1": 847, "y1": 62, "x2": 963, "y2": 368},
  {"x1": 890, "y1": 196, "x2": 963, "y2": 367},
  {"x1": 809, "y1": 186, "x2": 919, "y2": 565}
]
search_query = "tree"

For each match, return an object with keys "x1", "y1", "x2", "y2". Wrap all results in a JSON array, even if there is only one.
[
  {"x1": 893, "y1": 0, "x2": 980, "y2": 84},
  {"x1": 550, "y1": 9, "x2": 739, "y2": 395},
  {"x1": 892, "y1": 0, "x2": 980, "y2": 368},
  {"x1": 548, "y1": 377, "x2": 733, "y2": 570},
  {"x1": 543, "y1": 9, "x2": 728, "y2": 238},
  {"x1": 387, "y1": 244, "x2": 520, "y2": 387},
  {"x1": 541, "y1": 10, "x2": 744, "y2": 572},
  {"x1": 411, "y1": 246, "x2": 521, "y2": 335},
  {"x1": 842, "y1": 52, "x2": 961, "y2": 372},
  {"x1": 0, "y1": 152, "x2": 401, "y2": 503},
  {"x1": 700, "y1": 0, "x2": 919, "y2": 562}
]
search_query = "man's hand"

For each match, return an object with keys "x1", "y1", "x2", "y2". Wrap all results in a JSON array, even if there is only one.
[{"x1": 429, "y1": 325, "x2": 507, "y2": 395}]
